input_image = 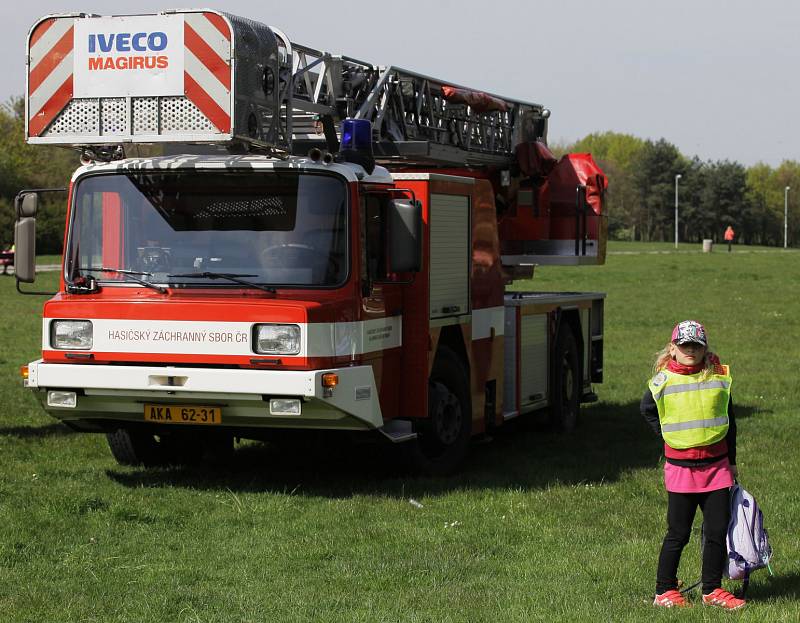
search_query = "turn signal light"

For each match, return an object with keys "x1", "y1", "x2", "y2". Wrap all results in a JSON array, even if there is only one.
[
  {"x1": 321, "y1": 373, "x2": 339, "y2": 388},
  {"x1": 20, "y1": 365, "x2": 29, "y2": 380}
]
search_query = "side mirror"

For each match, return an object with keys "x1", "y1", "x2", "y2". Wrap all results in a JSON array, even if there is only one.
[
  {"x1": 14, "y1": 192, "x2": 39, "y2": 283},
  {"x1": 17, "y1": 192, "x2": 39, "y2": 218},
  {"x1": 388, "y1": 199, "x2": 422, "y2": 273}
]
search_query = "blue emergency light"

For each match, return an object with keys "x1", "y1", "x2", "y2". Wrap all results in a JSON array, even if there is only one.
[{"x1": 340, "y1": 118, "x2": 372, "y2": 153}]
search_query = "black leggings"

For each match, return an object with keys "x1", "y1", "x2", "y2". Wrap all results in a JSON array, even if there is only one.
[{"x1": 656, "y1": 488, "x2": 730, "y2": 595}]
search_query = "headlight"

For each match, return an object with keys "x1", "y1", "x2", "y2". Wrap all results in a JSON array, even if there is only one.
[
  {"x1": 51, "y1": 320, "x2": 93, "y2": 350},
  {"x1": 254, "y1": 324, "x2": 301, "y2": 355}
]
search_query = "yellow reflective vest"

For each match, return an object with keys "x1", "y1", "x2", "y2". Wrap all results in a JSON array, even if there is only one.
[{"x1": 648, "y1": 366, "x2": 731, "y2": 449}]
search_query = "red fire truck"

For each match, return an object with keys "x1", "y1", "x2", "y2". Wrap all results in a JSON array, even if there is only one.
[{"x1": 17, "y1": 10, "x2": 607, "y2": 473}]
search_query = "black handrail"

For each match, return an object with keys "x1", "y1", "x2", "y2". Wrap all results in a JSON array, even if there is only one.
[{"x1": 575, "y1": 184, "x2": 588, "y2": 256}]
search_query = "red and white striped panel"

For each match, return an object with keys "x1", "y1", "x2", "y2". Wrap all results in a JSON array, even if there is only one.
[
  {"x1": 27, "y1": 12, "x2": 232, "y2": 138},
  {"x1": 183, "y1": 12, "x2": 232, "y2": 134},
  {"x1": 28, "y1": 17, "x2": 75, "y2": 138}
]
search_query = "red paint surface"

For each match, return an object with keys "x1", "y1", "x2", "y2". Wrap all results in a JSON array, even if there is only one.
[
  {"x1": 29, "y1": 74, "x2": 73, "y2": 137},
  {"x1": 184, "y1": 21, "x2": 231, "y2": 90},
  {"x1": 184, "y1": 71, "x2": 230, "y2": 133},
  {"x1": 28, "y1": 25, "x2": 74, "y2": 94},
  {"x1": 29, "y1": 18, "x2": 56, "y2": 47},
  {"x1": 202, "y1": 12, "x2": 232, "y2": 41},
  {"x1": 101, "y1": 193, "x2": 123, "y2": 268}
]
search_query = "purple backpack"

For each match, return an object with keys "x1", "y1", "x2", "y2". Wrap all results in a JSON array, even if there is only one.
[{"x1": 726, "y1": 484, "x2": 773, "y2": 587}]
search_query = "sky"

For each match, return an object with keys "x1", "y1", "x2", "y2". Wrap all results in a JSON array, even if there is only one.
[{"x1": 4, "y1": 0, "x2": 800, "y2": 167}]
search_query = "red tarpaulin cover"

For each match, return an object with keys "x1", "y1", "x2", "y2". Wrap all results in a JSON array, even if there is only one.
[
  {"x1": 515, "y1": 141, "x2": 558, "y2": 178},
  {"x1": 548, "y1": 153, "x2": 607, "y2": 216},
  {"x1": 499, "y1": 151, "x2": 607, "y2": 245},
  {"x1": 441, "y1": 86, "x2": 509, "y2": 113}
]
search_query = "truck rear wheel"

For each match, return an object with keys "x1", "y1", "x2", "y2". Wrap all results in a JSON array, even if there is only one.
[
  {"x1": 549, "y1": 326, "x2": 580, "y2": 432},
  {"x1": 404, "y1": 346, "x2": 472, "y2": 475}
]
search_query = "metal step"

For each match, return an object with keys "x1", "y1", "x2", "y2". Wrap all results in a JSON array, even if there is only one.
[{"x1": 378, "y1": 419, "x2": 417, "y2": 443}]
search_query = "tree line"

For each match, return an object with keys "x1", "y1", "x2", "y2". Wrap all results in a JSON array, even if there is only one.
[
  {"x1": 555, "y1": 132, "x2": 800, "y2": 246},
  {"x1": 1, "y1": 99, "x2": 798, "y2": 253},
  {"x1": 0, "y1": 98, "x2": 79, "y2": 254}
]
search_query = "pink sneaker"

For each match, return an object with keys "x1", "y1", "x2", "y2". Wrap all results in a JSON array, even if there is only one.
[
  {"x1": 653, "y1": 589, "x2": 689, "y2": 607},
  {"x1": 702, "y1": 588, "x2": 746, "y2": 610}
]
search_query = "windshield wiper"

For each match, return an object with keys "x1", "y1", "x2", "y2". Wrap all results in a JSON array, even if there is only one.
[
  {"x1": 77, "y1": 266, "x2": 168, "y2": 294},
  {"x1": 167, "y1": 272, "x2": 277, "y2": 293}
]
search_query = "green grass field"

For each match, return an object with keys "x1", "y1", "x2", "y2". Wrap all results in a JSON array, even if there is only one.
[
  {"x1": 2, "y1": 242, "x2": 799, "y2": 622},
  {"x1": 36, "y1": 254, "x2": 62, "y2": 265}
]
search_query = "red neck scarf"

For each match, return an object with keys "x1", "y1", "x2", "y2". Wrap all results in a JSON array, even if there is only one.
[{"x1": 667, "y1": 359, "x2": 704, "y2": 375}]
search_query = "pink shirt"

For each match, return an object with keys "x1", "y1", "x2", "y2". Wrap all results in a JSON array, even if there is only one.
[{"x1": 664, "y1": 458, "x2": 734, "y2": 493}]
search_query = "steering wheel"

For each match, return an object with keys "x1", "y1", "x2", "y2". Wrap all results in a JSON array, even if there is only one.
[{"x1": 138, "y1": 246, "x2": 171, "y2": 272}]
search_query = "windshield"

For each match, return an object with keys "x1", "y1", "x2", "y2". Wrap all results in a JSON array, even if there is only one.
[{"x1": 67, "y1": 170, "x2": 349, "y2": 288}]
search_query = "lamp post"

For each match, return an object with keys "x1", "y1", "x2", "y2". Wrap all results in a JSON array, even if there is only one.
[
  {"x1": 785, "y1": 186, "x2": 791, "y2": 249},
  {"x1": 674, "y1": 174, "x2": 682, "y2": 249}
]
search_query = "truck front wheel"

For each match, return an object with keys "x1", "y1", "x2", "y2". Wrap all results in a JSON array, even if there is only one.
[
  {"x1": 404, "y1": 346, "x2": 472, "y2": 475},
  {"x1": 105, "y1": 428, "x2": 212, "y2": 466}
]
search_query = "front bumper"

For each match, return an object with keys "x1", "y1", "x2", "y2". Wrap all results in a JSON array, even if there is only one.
[{"x1": 25, "y1": 360, "x2": 383, "y2": 432}]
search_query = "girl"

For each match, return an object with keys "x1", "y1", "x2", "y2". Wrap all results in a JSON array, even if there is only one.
[{"x1": 641, "y1": 320, "x2": 745, "y2": 610}]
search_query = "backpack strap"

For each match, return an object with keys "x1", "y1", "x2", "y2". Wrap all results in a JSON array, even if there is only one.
[
  {"x1": 739, "y1": 566, "x2": 750, "y2": 599},
  {"x1": 679, "y1": 579, "x2": 701, "y2": 595}
]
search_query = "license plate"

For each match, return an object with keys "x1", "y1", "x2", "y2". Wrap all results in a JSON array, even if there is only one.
[{"x1": 144, "y1": 404, "x2": 222, "y2": 425}]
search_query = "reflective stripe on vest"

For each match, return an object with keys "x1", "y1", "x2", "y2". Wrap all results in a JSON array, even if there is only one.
[
  {"x1": 648, "y1": 367, "x2": 731, "y2": 449},
  {"x1": 661, "y1": 416, "x2": 729, "y2": 432},
  {"x1": 653, "y1": 380, "x2": 731, "y2": 400}
]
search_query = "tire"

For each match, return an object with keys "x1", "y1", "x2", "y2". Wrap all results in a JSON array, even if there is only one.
[
  {"x1": 404, "y1": 346, "x2": 472, "y2": 475},
  {"x1": 200, "y1": 432, "x2": 235, "y2": 464},
  {"x1": 105, "y1": 428, "x2": 210, "y2": 467},
  {"x1": 105, "y1": 428, "x2": 162, "y2": 466},
  {"x1": 549, "y1": 326, "x2": 581, "y2": 432}
]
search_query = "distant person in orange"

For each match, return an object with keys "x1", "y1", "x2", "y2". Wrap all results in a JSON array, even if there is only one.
[{"x1": 724, "y1": 226, "x2": 735, "y2": 253}]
